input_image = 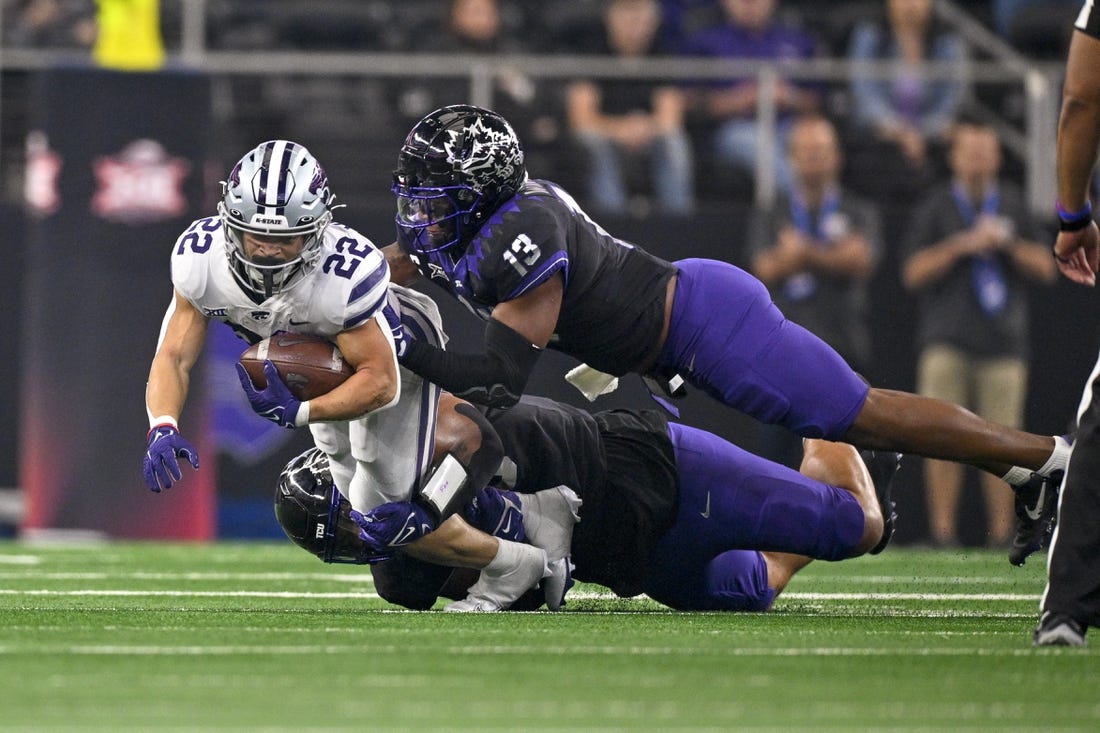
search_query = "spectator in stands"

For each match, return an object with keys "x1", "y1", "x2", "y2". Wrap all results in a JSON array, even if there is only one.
[
  {"x1": 565, "y1": 0, "x2": 695, "y2": 216},
  {"x1": 680, "y1": 0, "x2": 821, "y2": 195},
  {"x1": 847, "y1": 0, "x2": 968, "y2": 196},
  {"x1": 2, "y1": 0, "x2": 96, "y2": 49},
  {"x1": 749, "y1": 114, "x2": 881, "y2": 467},
  {"x1": 656, "y1": 0, "x2": 724, "y2": 50},
  {"x1": 901, "y1": 120, "x2": 1056, "y2": 547},
  {"x1": 394, "y1": 0, "x2": 561, "y2": 177}
]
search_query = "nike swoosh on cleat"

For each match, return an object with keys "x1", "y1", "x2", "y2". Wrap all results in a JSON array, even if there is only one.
[
  {"x1": 1025, "y1": 484, "x2": 1047, "y2": 521},
  {"x1": 700, "y1": 491, "x2": 711, "y2": 519}
]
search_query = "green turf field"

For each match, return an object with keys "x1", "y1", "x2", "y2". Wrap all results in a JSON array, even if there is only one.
[{"x1": 0, "y1": 542, "x2": 1095, "y2": 732}]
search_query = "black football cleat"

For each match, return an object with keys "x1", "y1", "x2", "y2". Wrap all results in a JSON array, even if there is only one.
[
  {"x1": 1008, "y1": 471, "x2": 1061, "y2": 567},
  {"x1": 860, "y1": 449, "x2": 903, "y2": 555},
  {"x1": 1034, "y1": 611, "x2": 1087, "y2": 647}
]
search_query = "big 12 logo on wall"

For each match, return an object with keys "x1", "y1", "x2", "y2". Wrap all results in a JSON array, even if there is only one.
[{"x1": 91, "y1": 139, "x2": 191, "y2": 224}]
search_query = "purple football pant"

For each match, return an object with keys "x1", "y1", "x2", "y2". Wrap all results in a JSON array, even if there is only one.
[
  {"x1": 657, "y1": 258, "x2": 869, "y2": 440},
  {"x1": 642, "y1": 422, "x2": 866, "y2": 611}
]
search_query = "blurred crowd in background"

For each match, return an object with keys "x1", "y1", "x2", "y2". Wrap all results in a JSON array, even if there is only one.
[{"x1": 0, "y1": 0, "x2": 1086, "y2": 210}]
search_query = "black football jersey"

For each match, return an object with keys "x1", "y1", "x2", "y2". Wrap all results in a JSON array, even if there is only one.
[
  {"x1": 487, "y1": 397, "x2": 678, "y2": 598},
  {"x1": 413, "y1": 179, "x2": 677, "y2": 375}
]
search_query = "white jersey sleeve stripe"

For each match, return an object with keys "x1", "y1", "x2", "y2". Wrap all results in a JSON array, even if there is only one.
[
  {"x1": 343, "y1": 249, "x2": 396, "y2": 330},
  {"x1": 1077, "y1": 0, "x2": 1100, "y2": 36},
  {"x1": 343, "y1": 292, "x2": 388, "y2": 330},
  {"x1": 342, "y1": 251, "x2": 390, "y2": 330},
  {"x1": 347, "y1": 256, "x2": 389, "y2": 305}
]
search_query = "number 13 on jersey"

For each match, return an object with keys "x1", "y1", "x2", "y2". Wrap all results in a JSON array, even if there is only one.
[{"x1": 502, "y1": 233, "x2": 540, "y2": 276}]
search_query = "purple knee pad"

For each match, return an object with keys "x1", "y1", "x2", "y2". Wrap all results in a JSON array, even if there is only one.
[{"x1": 704, "y1": 550, "x2": 777, "y2": 612}]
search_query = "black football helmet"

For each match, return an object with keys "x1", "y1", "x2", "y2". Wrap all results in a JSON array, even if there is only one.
[
  {"x1": 274, "y1": 447, "x2": 382, "y2": 564},
  {"x1": 392, "y1": 104, "x2": 527, "y2": 255}
]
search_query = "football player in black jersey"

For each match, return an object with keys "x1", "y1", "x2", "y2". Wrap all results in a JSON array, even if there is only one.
[
  {"x1": 276, "y1": 393, "x2": 899, "y2": 612},
  {"x1": 383, "y1": 104, "x2": 1069, "y2": 546}
]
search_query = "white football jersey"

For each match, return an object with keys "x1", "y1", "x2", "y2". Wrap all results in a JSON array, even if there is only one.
[
  {"x1": 167, "y1": 215, "x2": 445, "y2": 510},
  {"x1": 170, "y1": 216, "x2": 390, "y2": 343}
]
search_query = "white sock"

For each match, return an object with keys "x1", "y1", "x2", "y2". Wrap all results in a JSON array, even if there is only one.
[
  {"x1": 484, "y1": 537, "x2": 526, "y2": 575},
  {"x1": 1003, "y1": 435, "x2": 1072, "y2": 487},
  {"x1": 445, "y1": 540, "x2": 547, "y2": 613},
  {"x1": 1038, "y1": 435, "x2": 1072, "y2": 476}
]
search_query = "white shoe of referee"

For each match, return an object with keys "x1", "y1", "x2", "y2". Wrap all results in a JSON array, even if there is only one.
[
  {"x1": 444, "y1": 540, "x2": 549, "y2": 612},
  {"x1": 518, "y1": 486, "x2": 582, "y2": 564}
]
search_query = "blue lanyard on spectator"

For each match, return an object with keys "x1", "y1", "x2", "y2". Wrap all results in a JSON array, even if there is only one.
[
  {"x1": 783, "y1": 188, "x2": 840, "y2": 301},
  {"x1": 790, "y1": 187, "x2": 840, "y2": 241},
  {"x1": 952, "y1": 182, "x2": 1008, "y2": 317}
]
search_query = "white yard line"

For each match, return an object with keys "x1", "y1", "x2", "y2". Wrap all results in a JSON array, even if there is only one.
[
  {"x1": 0, "y1": 642, "x2": 1065, "y2": 657},
  {"x1": 0, "y1": 588, "x2": 1041, "y2": 601},
  {"x1": 0, "y1": 571, "x2": 376, "y2": 581},
  {"x1": 0, "y1": 589, "x2": 381, "y2": 598}
]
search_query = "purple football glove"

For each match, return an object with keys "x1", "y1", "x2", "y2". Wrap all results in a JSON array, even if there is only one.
[
  {"x1": 236, "y1": 361, "x2": 303, "y2": 428},
  {"x1": 465, "y1": 487, "x2": 527, "y2": 542},
  {"x1": 349, "y1": 501, "x2": 436, "y2": 556},
  {"x1": 143, "y1": 424, "x2": 199, "y2": 492}
]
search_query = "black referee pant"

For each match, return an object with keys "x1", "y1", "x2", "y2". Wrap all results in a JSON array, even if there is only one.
[{"x1": 1043, "y1": 358, "x2": 1100, "y2": 628}]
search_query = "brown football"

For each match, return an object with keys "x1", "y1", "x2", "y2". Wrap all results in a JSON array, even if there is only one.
[{"x1": 239, "y1": 332, "x2": 353, "y2": 401}]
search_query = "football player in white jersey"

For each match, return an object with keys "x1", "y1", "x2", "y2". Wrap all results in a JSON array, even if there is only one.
[{"x1": 142, "y1": 140, "x2": 558, "y2": 604}]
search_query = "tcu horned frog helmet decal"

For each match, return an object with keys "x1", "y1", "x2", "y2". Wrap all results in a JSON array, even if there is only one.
[
  {"x1": 393, "y1": 104, "x2": 527, "y2": 255},
  {"x1": 218, "y1": 140, "x2": 337, "y2": 299},
  {"x1": 274, "y1": 448, "x2": 384, "y2": 564}
]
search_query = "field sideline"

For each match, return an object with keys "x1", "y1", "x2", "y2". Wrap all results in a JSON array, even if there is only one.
[{"x1": 0, "y1": 542, "x2": 1096, "y2": 732}]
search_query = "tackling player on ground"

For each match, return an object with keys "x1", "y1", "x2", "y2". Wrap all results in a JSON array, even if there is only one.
[{"x1": 274, "y1": 393, "x2": 901, "y2": 612}]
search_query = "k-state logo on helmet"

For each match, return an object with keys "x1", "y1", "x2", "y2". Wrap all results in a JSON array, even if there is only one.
[{"x1": 251, "y1": 215, "x2": 288, "y2": 226}]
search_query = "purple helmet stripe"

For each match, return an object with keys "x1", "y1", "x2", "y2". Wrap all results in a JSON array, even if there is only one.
[
  {"x1": 257, "y1": 140, "x2": 294, "y2": 215},
  {"x1": 256, "y1": 141, "x2": 275, "y2": 212},
  {"x1": 274, "y1": 141, "x2": 294, "y2": 216}
]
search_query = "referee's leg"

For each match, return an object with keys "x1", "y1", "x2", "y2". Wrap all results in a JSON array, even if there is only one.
[{"x1": 1037, "y1": 355, "x2": 1100, "y2": 644}]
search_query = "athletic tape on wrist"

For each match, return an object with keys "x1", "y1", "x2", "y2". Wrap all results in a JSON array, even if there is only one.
[{"x1": 149, "y1": 415, "x2": 178, "y2": 431}]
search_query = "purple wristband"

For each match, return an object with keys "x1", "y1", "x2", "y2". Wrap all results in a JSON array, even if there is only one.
[
  {"x1": 1057, "y1": 200, "x2": 1093, "y2": 231},
  {"x1": 1056, "y1": 200, "x2": 1091, "y2": 219}
]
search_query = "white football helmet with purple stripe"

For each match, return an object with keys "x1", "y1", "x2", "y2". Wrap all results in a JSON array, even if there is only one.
[{"x1": 218, "y1": 140, "x2": 335, "y2": 298}]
